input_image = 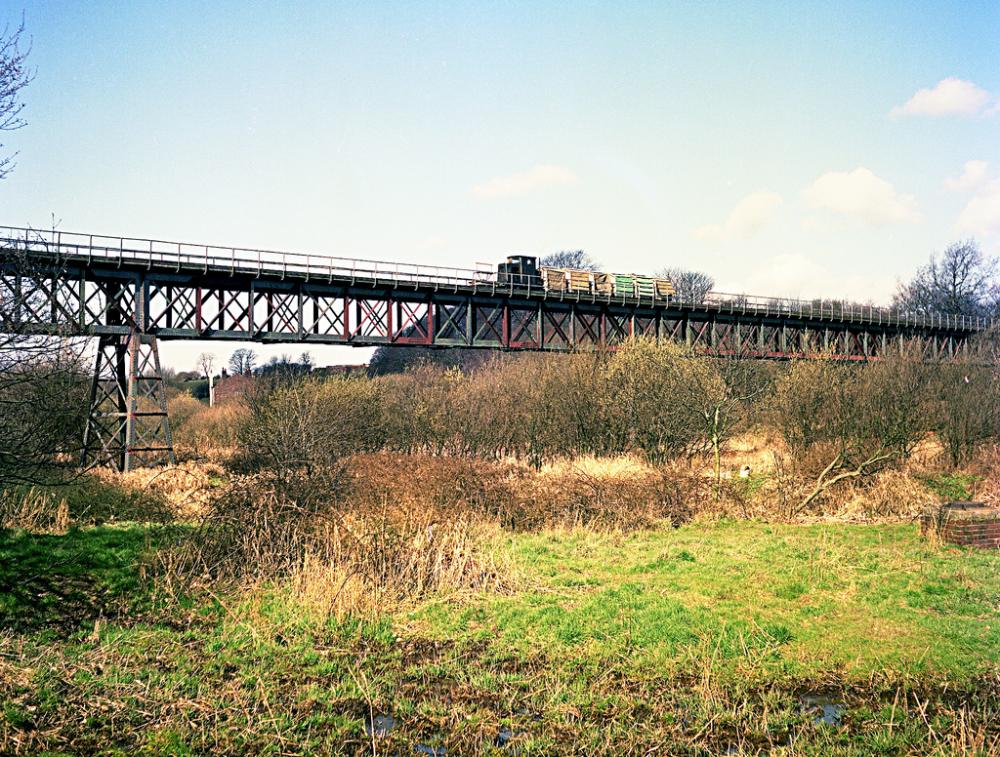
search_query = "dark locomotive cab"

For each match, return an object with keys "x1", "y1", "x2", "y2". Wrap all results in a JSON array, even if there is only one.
[{"x1": 497, "y1": 254, "x2": 538, "y2": 286}]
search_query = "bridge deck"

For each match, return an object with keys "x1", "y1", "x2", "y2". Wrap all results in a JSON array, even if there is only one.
[{"x1": 1, "y1": 225, "x2": 990, "y2": 335}]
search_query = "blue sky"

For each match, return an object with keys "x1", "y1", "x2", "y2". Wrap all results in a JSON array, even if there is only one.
[{"x1": 2, "y1": 1, "x2": 999, "y2": 369}]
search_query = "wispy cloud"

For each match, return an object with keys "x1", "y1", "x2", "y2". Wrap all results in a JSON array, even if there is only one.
[
  {"x1": 945, "y1": 160, "x2": 990, "y2": 192},
  {"x1": 890, "y1": 77, "x2": 993, "y2": 118},
  {"x1": 803, "y1": 167, "x2": 920, "y2": 226},
  {"x1": 470, "y1": 164, "x2": 578, "y2": 199},
  {"x1": 956, "y1": 185, "x2": 1000, "y2": 241},
  {"x1": 693, "y1": 190, "x2": 783, "y2": 242}
]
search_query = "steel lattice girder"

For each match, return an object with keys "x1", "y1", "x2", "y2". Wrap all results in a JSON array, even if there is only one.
[{"x1": 0, "y1": 261, "x2": 979, "y2": 360}]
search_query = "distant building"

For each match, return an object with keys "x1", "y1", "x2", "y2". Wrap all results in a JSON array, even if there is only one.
[{"x1": 213, "y1": 373, "x2": 254, "y2": 404}]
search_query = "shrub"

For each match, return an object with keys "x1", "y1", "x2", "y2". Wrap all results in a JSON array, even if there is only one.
[
  {"x1": 770, "y1": 353, "x2": 930, "y2": 513},
  {"x1": 170, "y1": 398, "x2": 247, "y2": 457},
  {"x1": 926, "y1": 363, "x2": 1000, "y2": 467},
  {"x1": 235, "y1": 377, "x2": 385, "y2": 472}
]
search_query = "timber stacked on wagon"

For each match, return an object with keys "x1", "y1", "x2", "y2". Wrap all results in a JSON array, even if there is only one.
[{"x1": 538, "y1": 266, "x2": 676, "y2": 299}]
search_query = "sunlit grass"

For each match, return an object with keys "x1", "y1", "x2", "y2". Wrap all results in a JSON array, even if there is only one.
[{"x1": 411, "y1": 520, "x2": 1000, "y2": 683}]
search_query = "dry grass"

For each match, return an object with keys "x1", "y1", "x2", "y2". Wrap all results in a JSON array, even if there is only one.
[
  {"x1": 91, "y1": 460, "x2": 227, "y2": 519},
  {"x1": 345, "y1": 452, "x2": 695, "y2": 531},
  {"x1": 159, "y1": 468, "x2": 510, "y2": 616},
  {"x1": 169, "y1": 399, "x2": 247, "y2": 460},
  {"x1": 0, "y1": 486, "x2": 70, "y2": 531}
]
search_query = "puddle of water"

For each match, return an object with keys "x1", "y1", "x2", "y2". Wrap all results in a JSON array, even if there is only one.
[
  {"x1": 365, "y1": 713, "x2": 398, "y2": 737},
  {"x1": 415, "y1": 746, "x2": 446, "y2": 756},
  {"x1": 800, "y1": 694, "x2": 845, "y2": 726},
  {"x1": 496, "y1": 726, "x2": 515, "y2": 747}
]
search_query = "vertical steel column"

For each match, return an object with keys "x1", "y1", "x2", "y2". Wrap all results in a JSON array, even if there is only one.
[{"x1": 81, "y1": 276, "x2": 175, "y2": 471}]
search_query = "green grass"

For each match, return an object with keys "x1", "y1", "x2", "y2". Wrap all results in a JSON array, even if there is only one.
[
  {"x1": 411, "y1": 520, "x2": 999, "y2": 684},
  {"x1": 1, "y1": 520, "x2": 998, "y2": 754},
  {"x1": 917, "y1": 472, "x2": 984, "y2": 502}
]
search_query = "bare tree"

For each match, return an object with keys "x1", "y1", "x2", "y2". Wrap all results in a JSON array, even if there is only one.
[
  {"x1": 1, "y1": 237, "x2": 89, "y2": 485},
  {"x1": 228, "y1": 347, "x2": 257, "y2": 376},
  {"x1": 676, "y1": 357, "x2": 772, "y2": 487},
  {"x1": 541, "y1": 250, "x2": 600, "y2": 271},
  {"x1": 893, "y1": 240, "x2": 998, "y2": 318},
  {"x1": 771, "y1": 353, "x2": 928, "y2": 514},
  {"x1": 1, "y1": 15, "x2": 33, "y2": 180},
  {"x1": 198, "y1": 351, "x2": 216, "y2": 406},
  {"x1": 658, "y1": 267, "x2": 715, "y2": 304},
  {"x1": 927, "y1": 361, "x2": 1000, "y2": 467}
]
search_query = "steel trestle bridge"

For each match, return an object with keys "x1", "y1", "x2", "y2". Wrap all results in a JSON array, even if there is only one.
[{"x1": 0, "y1": 225, "x2": 993, "y2": 470}]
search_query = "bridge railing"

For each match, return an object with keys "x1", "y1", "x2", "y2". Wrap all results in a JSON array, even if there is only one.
[
  {"x1": 700, "y1": 291, "x2": 992, "y2": 331},
  {"x1": 0, "y1": 225, "x2": 993, "y2": 332},
  {"x1": 0, "y1": 226, "x2": 497, "y2": 289}
]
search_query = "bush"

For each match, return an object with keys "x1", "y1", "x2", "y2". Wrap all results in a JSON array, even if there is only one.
[
  {"x1": 770, "y1": 353, "x2": 929, "y2": 513},
  {"x1": 235, "y1": 377, "x2": 384, "y2": 472},
  {"x1": 926, "y1": 363, "x2": 1000, "y2": 467},
  {"x1": 170, "y1": 397, "x2": 246, "y2": 456},
  {"x1": 161, "y1": 465, "x2": 507, "y2": 614}
]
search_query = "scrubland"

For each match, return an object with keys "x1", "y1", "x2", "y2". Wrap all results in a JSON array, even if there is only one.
[{"x1": 2, "y1": 340, "x2": 999, "y2": 754}]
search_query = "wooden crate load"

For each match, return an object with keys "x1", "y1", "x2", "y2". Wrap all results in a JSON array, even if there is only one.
[
  {"x1": 541, "y1": 267, "x2": 568, "y2": 291},
  {"x1": 654, "y1": 277, "x2": 676, "y2": 298},
  {"x1": 567, "y1": 269, "x2": 594, "y2": 293},
  {"x1": 614, "y1": 273, "x2": 636, "y2": 297},
  {"x1": 634, "y1": 275, "x2": 656, "y2": 298},
  {"x1": 594, "y1": 272, "x2": 615, "y2": 294},
  {"x1": 538, "y1": 265, "x2": 675, "y2": 299}
]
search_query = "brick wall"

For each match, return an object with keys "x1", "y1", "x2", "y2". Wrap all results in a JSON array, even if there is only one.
[
  {"x1": 921, "y1": 504, "x2": 1000, "y2": 549},
  {"x1": 937, "y1": 519, "x2": 1000, "y2": 548}
]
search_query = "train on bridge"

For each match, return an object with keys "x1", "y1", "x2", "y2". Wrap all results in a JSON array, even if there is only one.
[{"x1": 498, "y1": 254, "x2": 676, "y2": 300}]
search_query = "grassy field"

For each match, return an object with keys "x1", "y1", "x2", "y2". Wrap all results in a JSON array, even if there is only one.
[{"x1": 1, "y1": 518, "x2": 997, "y2": 755}]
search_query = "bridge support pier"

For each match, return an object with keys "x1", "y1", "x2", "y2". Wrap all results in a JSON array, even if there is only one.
[{"x1": 80, "y1": 331, "x2": 175, "y2": 472}]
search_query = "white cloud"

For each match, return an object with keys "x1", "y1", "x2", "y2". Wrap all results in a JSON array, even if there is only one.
[
  {"x1": 470, "y1": 164, "x2": 578, "y2": 199},
  {"x1": 416, "y1": 235, "x2": 448, "y2": 252},
  {"x1": 945, "y1": 160, "x2": 989, "y2": 192},
  {"x1": 720, "y1": 252, "x2": 891, "y2": 303},
  {"x1": 802, "y1": 167, "x2": 920, "y2": 226},
  {"x1": 956, "y1": 182, "x2": 1000, "y2": 241},
  {"x1": 890, "y1": 77, "x2": 993, "y2": 118},
  {"x1": 693, "y1": 190, "x2": 783, "y2": 241}
]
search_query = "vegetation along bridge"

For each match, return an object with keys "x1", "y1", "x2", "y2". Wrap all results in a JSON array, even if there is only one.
[{"x1": 0, "y1": 226, "x2": 992, "y2": 470}]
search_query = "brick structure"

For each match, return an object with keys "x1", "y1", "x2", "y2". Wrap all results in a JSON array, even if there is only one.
[
  {"x1": 921, "y1": 502, "x2": 1000, "y2": 549},
  {"x1": 213, "y1": 373, "x2": 254, "y2": 405}
]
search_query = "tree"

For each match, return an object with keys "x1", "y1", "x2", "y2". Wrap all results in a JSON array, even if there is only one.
[
  {"x1": 771, "y1": 354, "x2": 928, "y2": 514},
  {"x1": 676, "y1": 357, "x2": 772, "y2": 487},
  {"x1": 367, "y1": 345, "x2": 493, "y2": 376},
  {"x1": 658, "y1": 267, "x2": 715, "y2": 304},
  {"x1": 1, "y1": 238, "x2": 89, "y2": 485},
  {"x1": 893, "y1": 240, "x2": 998, "y2": 318},
  {"x1": 197, "y1": 352, "x2": 216, "y2": 406},
  {"x1": 1, "y1": 16, "x2": 32, "y2": 180},
  {"x1": 0, "y1": 26, "x2": 86, "y2": 487},
  {"x1": 197, "y1": 352, "x2": 215, "y2": 379},
  {"x1": 228, "y1": 348, "x2": 257, "y2": 376},
  {"x1": 540, "y1": 250, "x2": 599, "y2": 271},
  {"x1": 604, "y1": 339, "x2": 707, "y2": 463},
  {"x1": 927, "y1": 362, "x2": 1000, "y2": 467}
]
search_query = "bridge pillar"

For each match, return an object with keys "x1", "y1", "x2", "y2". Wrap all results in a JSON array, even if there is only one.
[{"x1": 80, "y1": 331, "x2": 175, "y2": 472}]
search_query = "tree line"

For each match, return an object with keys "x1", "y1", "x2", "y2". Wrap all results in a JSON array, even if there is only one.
[{"x1": 236, "y1": 336, "x2": 1000, "y2": 512}]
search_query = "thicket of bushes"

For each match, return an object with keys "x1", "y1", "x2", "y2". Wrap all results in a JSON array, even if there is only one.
[
  {"x1": 155, "y1": 338, "x2": 1000, "y2": 611},
  {"x1": 214, "y1": 339, "x2": 999, "y2": 500}
]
